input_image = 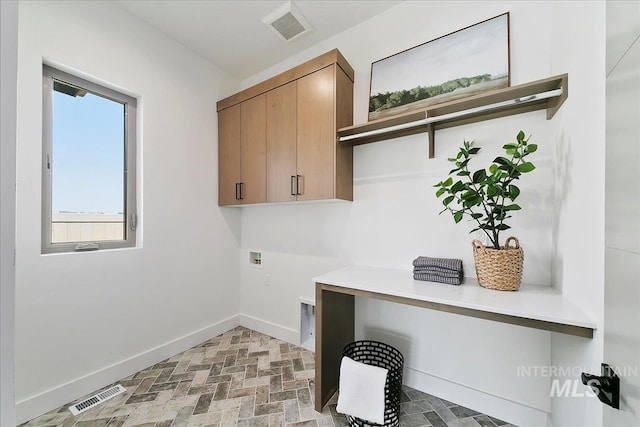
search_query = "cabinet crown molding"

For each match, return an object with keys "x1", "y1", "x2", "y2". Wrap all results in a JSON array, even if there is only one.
[{"x1": 217, "y1": 48, "x2": 354, "y2": 112}]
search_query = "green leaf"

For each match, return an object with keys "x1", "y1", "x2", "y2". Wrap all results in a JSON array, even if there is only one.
[
  {"x1": 496, "y1": 223, "x2": 511, "y2": 231},
  {"x1": 468, "y1": 147, "x2": 481, "y2": 154},
  {"x1": 472, "y1": 169, "x2": 487, "y2": 184},
  {"x1": 435, "y1": 187, "x2": 447, "y2": 197},
  {"x1": 461, "y1": 189, "x2": 475, "y2": 198},
  {"x1": 443, "y1": 177, "x2": 453, "y2": 187},
  {"x1": 517, "y1": 130, "x2": 526, "y2": 141},
  {"x1": 506, "y1": 148, "x2": 516, "y2": 156},
  {"x1": 503, "y1": 144, "x2": 517, "y2": 150},
  {"x1": 453, "y1": 211, "x2": 463, "y2": 223},
  {"x1": 508, "y1": 170, "x2": 522, "y2": 179},
  {"x1": 443, "y1": 195, "x2": 455, "y2": 206},
  {"x1": 494, "y1": 157, "x2": 507, "y2": 165},
  {"x1": 487, "y1": 185, "x2": 499, "y2": 197},
  {"x1": 471, "y1": 213, "x2": 483, "y2": 219},
  {"x1": 457, "y1": 170, "x2": 470, "y2": 177},
  {"x1": 509, "y1": 185, "x2": 520, "y2": 199},
  {"x1": 466, "y1": 194, "x2": 482, "y2": 206},
  {"x1": 517, "y1": 162, "x2": 536, "y2": 173},
  {"x1": 526, "y1": 144, "x2": 538, "y2": 153},
  {"x1": 451, "y1": 181, "x2": 465, "y2": 193},
  {"x1": 494, "y1": 157, "x2": 515, "y2": 168},
  {"x1": 489, "y1": 164, "x2": 498, "y2": 175},
  {"x1": 504, "y1": 204, "x2": 521, "y2": 211}
]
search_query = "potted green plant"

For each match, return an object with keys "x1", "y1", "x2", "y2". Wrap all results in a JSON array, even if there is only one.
[{"x1": 434, "y1": 130, "x2": 536, "y2": 291}]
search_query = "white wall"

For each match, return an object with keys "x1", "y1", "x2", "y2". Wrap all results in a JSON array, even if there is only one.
[
  {"x1": 603, "y1": 1, "x2": 640, "y2": 426},
  {"x1": 239, "y1": 2, "x2": 605, "y2": 426},
  {"x1": 548, "y1": 2, "x2": 606, "y2": 426},
  {"x1": 15, "y1": 1, "x2": 242, "y2": 423},
  {"x1": 1, "y1": 1, "x2": 19, "y2": 425}
]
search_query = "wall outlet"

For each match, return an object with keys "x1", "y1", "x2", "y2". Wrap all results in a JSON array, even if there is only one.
[{"x1": 265, "y1": 274, "x2": 271, "y2": 286}]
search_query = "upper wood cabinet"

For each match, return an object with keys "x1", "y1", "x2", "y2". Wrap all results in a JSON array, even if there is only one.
[
  {"x1": 218, "y1": 104, "x2": 241, "y2": 206},
  {"x1": 217, "y1": 49, "x2": 354, "y2": 206},
  {"x1": 266, "y1": 81, "x2": 297, "y2": 203},
  {"x1": 217, "y1": 95, "x2": 267, "y2": 205},
  {"x1": 295, "y1": 66, "x2": 337, "y2": 201},
  {"x1": 240, "y1": 94, "x2": 267, "y2": 204}
]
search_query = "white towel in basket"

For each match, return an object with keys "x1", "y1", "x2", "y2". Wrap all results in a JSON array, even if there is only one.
[{"x1": 336, "y1": 356, "x2": 388, "y2": 424}]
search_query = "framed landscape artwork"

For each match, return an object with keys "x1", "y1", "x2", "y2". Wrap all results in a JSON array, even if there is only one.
[{"x1": 368, "y1": 13, "x2": 510, "y2": 121}]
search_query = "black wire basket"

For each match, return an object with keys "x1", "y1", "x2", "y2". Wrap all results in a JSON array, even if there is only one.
[{"x1": 342, "y1": 340, "x2": 404, "y2": 427}]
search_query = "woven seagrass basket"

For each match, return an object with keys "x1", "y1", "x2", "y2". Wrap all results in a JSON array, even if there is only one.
[
  {"x1": 472, "y1": 236, "x2": 524, "y2": 291},
  {"x1": 342, "y1": 340, "x2": 404, "y2": 427}
]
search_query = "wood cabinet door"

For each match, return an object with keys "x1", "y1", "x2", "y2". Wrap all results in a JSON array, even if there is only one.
[
  {"x1": 296, "y1": 66, "x2": 335, "y2": 201},
  {"x1": 218, "y1": 104, "x2": 241, "y2": 206},
  {"x1": 266, "y1": 82, "x2": 297, "y2": 203},
  {"x1": 334, "y1": 67, "x2": 354, "y2": 201},
  {"x1": 240, "y1": 94, "x2": 267, "y2": 204}
]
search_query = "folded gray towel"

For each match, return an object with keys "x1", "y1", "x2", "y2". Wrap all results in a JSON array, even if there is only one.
[
  {"x1": 413, "y1": 268, "x2": 462, "y2": 279},
  {"x1": 413, "y1": 267, "x2": 464, "y2": 277},
  {"x1": 412, "y1": 256, "x2": 463, "y2": 272},
  {"x1": 414, "y1": 272, "x2": 463, "y2": 285}
]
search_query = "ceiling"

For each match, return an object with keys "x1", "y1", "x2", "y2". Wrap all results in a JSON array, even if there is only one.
[{"x1": 115, "y1": 1, "x2": 401, "y2": 81}]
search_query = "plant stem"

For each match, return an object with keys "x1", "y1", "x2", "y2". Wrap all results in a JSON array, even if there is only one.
[
  {"x1": 494, "y1": 143, "x2": 528, "y2": 246},
  {"x1": 458, "y1": 157, "x2": 499, "y2": 248}
]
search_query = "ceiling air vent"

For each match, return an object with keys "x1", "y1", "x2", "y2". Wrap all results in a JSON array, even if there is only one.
[
  {"x1": 262, "y1": 2, "x2": 313, "y2": 43},
  {"x1": 68, "y1": 384, "x2": 126, "y2": 415}
]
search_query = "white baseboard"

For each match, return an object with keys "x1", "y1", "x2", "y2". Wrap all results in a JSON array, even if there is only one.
[
  {"x1": 15, "y1": 314, "x2": 240, "y2": 425},
  {"x1": 238, "y1": 313, "x2": 299, "y2": 345},
  {"x1": 404, "y1": 367, "x2": 549, "y2": 427}
]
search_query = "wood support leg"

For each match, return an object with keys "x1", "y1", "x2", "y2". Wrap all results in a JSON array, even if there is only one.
[{"x1": 314, "y1": 283, "x2": 355, "y2": 412}]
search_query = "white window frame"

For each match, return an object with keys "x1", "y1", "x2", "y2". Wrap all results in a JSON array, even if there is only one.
[{"x1": 42, "y1": 64, "x2": 137, "y2": 253}]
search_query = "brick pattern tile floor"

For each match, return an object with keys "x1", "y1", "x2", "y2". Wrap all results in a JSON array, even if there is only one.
[{"x1": 19, "y1": 327, "x2": 517, "y2": 427}]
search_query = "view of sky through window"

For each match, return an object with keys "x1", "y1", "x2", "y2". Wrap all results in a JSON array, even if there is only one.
[{"x1": 52, "y1": 89, "x2": 125, "y2": 215}]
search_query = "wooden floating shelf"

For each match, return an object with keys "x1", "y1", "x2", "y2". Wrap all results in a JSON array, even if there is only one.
[{"x1": 338, "y1": 74, "x2": 568, "y2": 158}]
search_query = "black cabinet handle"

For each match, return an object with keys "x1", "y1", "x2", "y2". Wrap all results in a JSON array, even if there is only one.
[
  {"x1": 235, "y1": 183, "x2": 239, "y2": 200},
  {"x1": 239, "y1": 182, "x2": 244, "y2": 200},
  {"x1": 291, "y1": 176, "x2": 296, "y2": 196},
  {"x1": 296, "y1": 175, "x2": 302, "y2": 195}
]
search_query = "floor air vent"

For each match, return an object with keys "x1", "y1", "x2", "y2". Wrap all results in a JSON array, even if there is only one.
[{"x1": 69, "y1": 384, "x2": 126, "y2": 415}]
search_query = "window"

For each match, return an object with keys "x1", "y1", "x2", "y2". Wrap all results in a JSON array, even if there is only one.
[{"x1": 42, "y1": 65, "x2": 137, "y2": 253}]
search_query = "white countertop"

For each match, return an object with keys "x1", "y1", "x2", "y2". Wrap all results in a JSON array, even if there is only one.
[{"x1": 313, "y1": 265, "x2": 597, "y2": 330}]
